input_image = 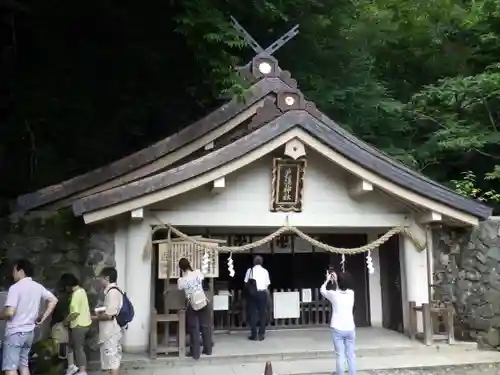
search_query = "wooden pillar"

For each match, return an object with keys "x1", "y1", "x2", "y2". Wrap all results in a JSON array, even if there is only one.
[
  {"x1": 162, "y1": 278, "x2": 170, "y2": 346},
  {"x1": 425, "y1": 226, "x2": 434, "y2": 303},
  {"x1": 408, "y1": 301, "x2": 416, "y2": 340},
  {"x1": 209, "y1": 278, "x2": 215, "y2": 335},
  {"x1": 422, "y1": 303, "x2": 433, "y2": 346}
]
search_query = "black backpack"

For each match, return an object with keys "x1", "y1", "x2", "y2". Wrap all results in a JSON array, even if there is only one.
[{"x1": 108, "y1": 287, "x2": 135, "y2": 328}]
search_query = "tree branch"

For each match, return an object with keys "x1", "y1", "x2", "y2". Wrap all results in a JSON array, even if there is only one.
[
  {"x1": 24, "y1": 120, "x2": 37, "y2": 179},
  {"x1": 481, "y1": 94, "x2": 498, "y2": 132}
]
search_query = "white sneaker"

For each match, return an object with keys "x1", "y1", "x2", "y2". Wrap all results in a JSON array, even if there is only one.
[{"x1": 65, "y1": 365, "x2": 78, "y2": 375}]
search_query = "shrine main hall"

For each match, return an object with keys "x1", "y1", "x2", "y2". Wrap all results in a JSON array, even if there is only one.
[{"x1": 11, "y1": 27, "x2": 492, "y2": 355}]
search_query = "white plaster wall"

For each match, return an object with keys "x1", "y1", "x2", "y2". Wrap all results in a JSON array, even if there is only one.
[
  {"x1": 113, "y1": 221, "x2": 127, "y2": 292},
  {"x1": 400, "y1": 231, "x2": 429, "y2": 333},
  {"x1": 151, "y1": 150, "x2": 409, "y2": 228},
  {"x1": 122, "y1": 219, "x2": 152, "y2": 353}
]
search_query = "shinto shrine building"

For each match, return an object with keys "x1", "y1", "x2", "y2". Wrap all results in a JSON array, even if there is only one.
[{"x1": 11, "y1": 22, "x2": 492, "y2": 355}]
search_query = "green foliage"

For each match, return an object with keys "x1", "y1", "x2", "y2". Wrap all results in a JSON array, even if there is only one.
[
  {"x1": 405, "y1": 70, "x2": 500, "y2": 179},
  {"x1": 450, "y1": 171, "x2": 500, "y2": 202},
  {"x1": 3, "y1": 0, "x2": 500, "y2": 213}
]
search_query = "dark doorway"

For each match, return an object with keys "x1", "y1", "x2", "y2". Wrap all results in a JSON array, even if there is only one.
[
  {"x1": 378, "y1": 234, "x2": 403, "y2": 332},
  {"x1": 217, "y1": 250, "x2": 331, "y2": 291},
  {"x1": 216, "y1": 233, "x2": 371, "y2": 328},
  {"x1": 323, "y1": 234, "x2": 370, "y2": 328}
]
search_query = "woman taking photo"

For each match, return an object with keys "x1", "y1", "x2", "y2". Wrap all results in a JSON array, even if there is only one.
[
  {"x1": 59, "y1": 273, "x2": 92, "y2": 375},
  {"x1": 320, "y1": 270, "x2": 356, "y2": 375}
]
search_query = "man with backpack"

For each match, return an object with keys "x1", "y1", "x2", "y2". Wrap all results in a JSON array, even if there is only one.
[{"x1": 93, "y1": 267, "x2": 134, "y2": 375}]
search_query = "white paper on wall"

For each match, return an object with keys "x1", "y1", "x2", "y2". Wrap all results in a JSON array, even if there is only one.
[
  {"x1": 213, "y1": 294, "x2": 229, "y2": 311},
  {"x1": 301, "y1": 288, "x2": 312, "y2": 303},
  {"x1": 273, "y1": 291, "x2": 300, "y2": 319}
]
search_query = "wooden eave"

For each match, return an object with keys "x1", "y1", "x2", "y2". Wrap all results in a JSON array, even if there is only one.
[
  {"x1": 72, "y1": 99, "x2": 492, "y2": 221},
  {"x1": 11, "y1": 75, "x2": 297, "y2": 213}
]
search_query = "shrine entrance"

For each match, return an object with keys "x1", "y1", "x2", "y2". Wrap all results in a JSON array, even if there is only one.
[
  {"x1": 213, "y1": 233, "x2": 370, "y2": 331},
  {"x1": 152, "y1": 230, "x2": 372, "y2": 339}
]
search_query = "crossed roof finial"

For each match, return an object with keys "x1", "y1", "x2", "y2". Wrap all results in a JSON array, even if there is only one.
[{"x1": 230, "y1": 16, "x2": 299, "y2": 72}]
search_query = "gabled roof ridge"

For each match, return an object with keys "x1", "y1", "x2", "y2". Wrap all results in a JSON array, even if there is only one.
[
  {"x1": 72, "y1": 107, "x2": 492, "y2": 220},
  {"x1": 13, "y1": 48, "x2": 489, "y2": 221},
  {"x1": 72, "y1": 110, "x2": 305, "y2": 215},
  {"x1": 305, "y1": 105, "x2": 461, "y2": 198},
  {"x1": 13, "y1": 75, "x2": 294, "y2": 213}
]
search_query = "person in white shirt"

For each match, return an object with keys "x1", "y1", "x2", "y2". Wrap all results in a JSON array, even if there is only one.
[
  {"x1": 244, "y1": 256, "x2": 270, "y2": 341},
  {"x1": 320, "y1": 270, "x2": 356, "y2": 375},
  {"x1": 93, "y1": 267, "x2": 124, "y2": 375}
]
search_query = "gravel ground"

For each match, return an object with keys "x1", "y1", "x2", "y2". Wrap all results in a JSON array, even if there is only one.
[{"x1": 359, "y1": 363, "x2": 500, "y2": 375}]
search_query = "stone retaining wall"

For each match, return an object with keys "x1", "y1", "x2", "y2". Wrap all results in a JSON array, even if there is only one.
[
  {"x1": 433, "y1": 218, "x2": 500, "y2": 348},
  {"x1": 0, "y1": 210, "x2": 115, "y2": 306},
  {"x1": 0, "y1": 210, "x2": 116, "y2": 350}
]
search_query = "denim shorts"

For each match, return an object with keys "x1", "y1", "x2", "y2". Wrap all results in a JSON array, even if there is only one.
[{"x1": 2, "y1": 331, "x2": 34, "y2": 371}]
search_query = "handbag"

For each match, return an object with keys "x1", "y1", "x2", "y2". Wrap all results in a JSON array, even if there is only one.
[{"x1": 243, "y1": 268, "x2": 257, "y2": 298}]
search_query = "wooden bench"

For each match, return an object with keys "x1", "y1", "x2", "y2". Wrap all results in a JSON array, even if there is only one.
[{"x1": 408, "y1": 301, "x2": 454, "y2": 345}]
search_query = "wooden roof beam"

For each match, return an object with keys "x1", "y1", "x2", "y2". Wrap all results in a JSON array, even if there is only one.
[
  {"x1": 210, "y1": 177, "x2": 226, "y2": 194},
  {"x1": 418, "y1": 211, "x2": 442, "y2": 224},
  {"x1": 349, "y1": 180, "x2": 373, "y2": 198},
  {"x1": 130, "y1": 207, "x2": 144, "y2": 220}
]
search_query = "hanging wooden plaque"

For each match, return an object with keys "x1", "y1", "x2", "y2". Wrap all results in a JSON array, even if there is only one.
[
  {"x1": 271, "y1": 157, "x2": 306, "y2": 212},
  {"x1": 158, "y1": 243, "x2": 170, "y2": 279},
  {"x1": 157, "y1": 240, "x2": 220, "y2": 279}
]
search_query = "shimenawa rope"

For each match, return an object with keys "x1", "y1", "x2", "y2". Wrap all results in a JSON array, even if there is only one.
[{"x1": 151, "y1": 216, "x2": 419, "y2": 255}]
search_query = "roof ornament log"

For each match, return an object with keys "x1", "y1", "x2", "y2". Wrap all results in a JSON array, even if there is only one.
[
  {"x1": 131, "y1": 207, "x2": 144, "y2": 220},
  {"x1": 418, "y1": 211, "x2": 443, "y2": 224},
  {"x1": 348, "y1": 180, "x2": 374, "y2": 198},
  {"x1": 211, "y1": 177, "x2": 226, "y2": 194}
]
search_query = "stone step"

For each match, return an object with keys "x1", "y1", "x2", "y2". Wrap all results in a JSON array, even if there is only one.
[
  {"x1": 101, "y1": 341, "x2": 479, "y2": 371},
  {"x1": 111, "y1": 351, "x2": 500, "y2": 375}
]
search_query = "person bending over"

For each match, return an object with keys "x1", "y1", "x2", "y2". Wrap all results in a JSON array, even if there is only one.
[{"x1": 177, "y1": 258, "x2": 212, "y2": 359}]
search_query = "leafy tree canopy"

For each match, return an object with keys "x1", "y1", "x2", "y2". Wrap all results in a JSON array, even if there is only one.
[{"x1": 1, "y1": 0, "x2": 499, "y2": 212}]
